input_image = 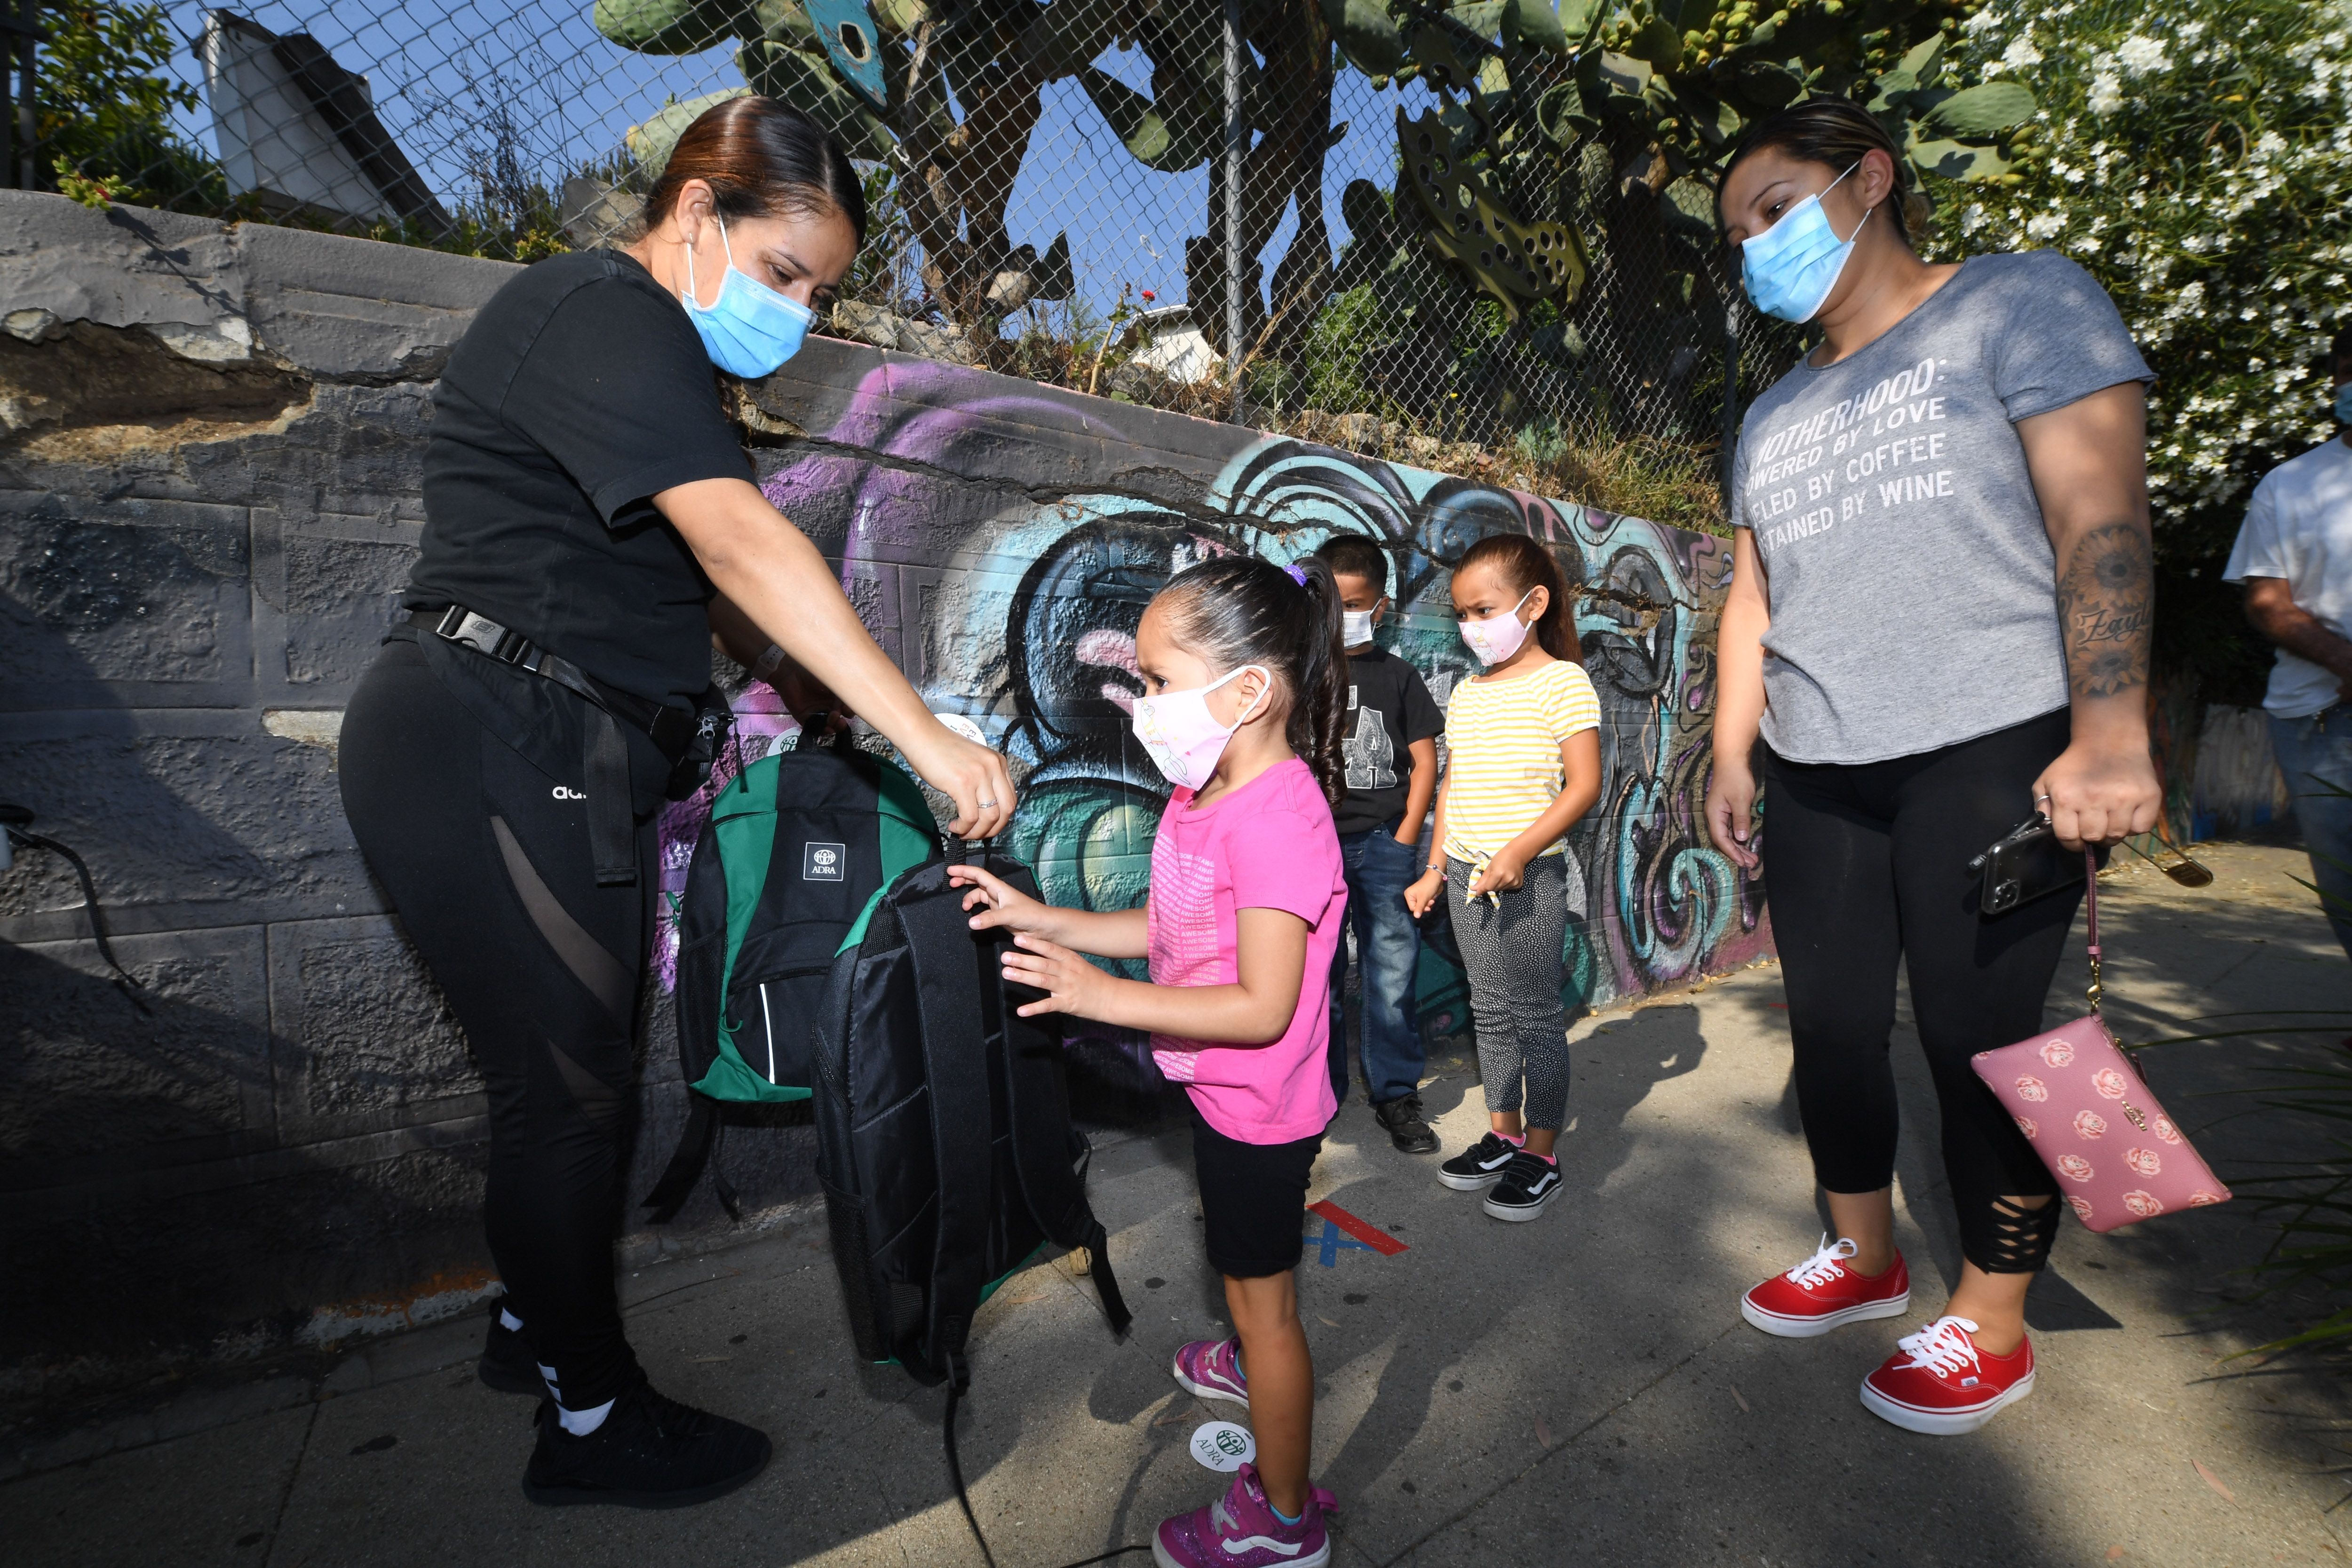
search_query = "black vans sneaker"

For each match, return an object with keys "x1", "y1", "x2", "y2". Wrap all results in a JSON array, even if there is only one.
[
  {"x1": 522, "y1": 1376, "x2": 772, "y2": 1509},
  {"x1": 1374, "y1": 1094, "x2": 1440, "y2": 1154},
  {"x1": 479, "y1": 1300, "x2": 545, "y2": 1396},
  {"x1": 1438, "y1": 1131, "x2": 1521, "y2": 1190},
  {"x1": 1483, "y1": 1150, "x2": 1563, "y2": 1221}
]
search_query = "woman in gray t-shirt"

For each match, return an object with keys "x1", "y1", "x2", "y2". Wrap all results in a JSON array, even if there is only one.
[{"x1": 1702, "y1": 99, "x2": 2161, "y2": 1436}]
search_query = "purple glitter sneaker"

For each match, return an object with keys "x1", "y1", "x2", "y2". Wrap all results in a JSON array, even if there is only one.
[
  {"x1": 1152, "y1": 1463, "x2": 1330, "y2": 1568},
  {"x1": 1171, "y1": 1336, "x2": 1248, "y2": 1408}
]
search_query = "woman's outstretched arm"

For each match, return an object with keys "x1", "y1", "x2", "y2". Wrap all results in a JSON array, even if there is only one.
[{"x1": 659, "y1": 476, "x2": 1015, "y2": 839}]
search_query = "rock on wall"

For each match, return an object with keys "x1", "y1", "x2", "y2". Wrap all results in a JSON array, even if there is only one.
[{"x1": 0, "y1": 191, "x2": 1765, "y2": 1398}]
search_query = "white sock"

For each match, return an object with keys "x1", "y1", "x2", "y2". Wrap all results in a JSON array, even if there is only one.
[
  {"x1": 556, "y1": 1398, "x2": 614, "y2": 1436},
  {"x1": 498, "y1": 1307, "x2": 524, "y2": 1332}
]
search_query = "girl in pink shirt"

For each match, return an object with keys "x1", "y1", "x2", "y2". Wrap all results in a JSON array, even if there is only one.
[{"x1": 949, "y1": 554, "x2": 1350, "y2": 1568}]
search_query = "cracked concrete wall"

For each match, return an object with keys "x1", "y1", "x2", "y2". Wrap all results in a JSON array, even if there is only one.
[{"x1": 0, "y1": 191, "x2": 1766, "y2": 1401}]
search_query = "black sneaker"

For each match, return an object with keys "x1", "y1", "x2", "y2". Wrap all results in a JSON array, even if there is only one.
[
  {"x1": 522, "y1": 1376, "x2": 772, "y2": 1509},
  {"x1": 1373, "y1": 1094, "x2": 1439, "y2": 1154},
  {"x1": 1482, "y1": 1150, "x2": 1563, "y2": 1222},
  {"x1": 1438, "y1": 1131, "x2": 1521, "y2": 1190},
  {"x1": 479, "y1": 1300, "x2": 545, "y2": 1397}
]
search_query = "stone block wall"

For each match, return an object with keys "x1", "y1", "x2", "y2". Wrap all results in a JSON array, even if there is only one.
[{"x1": 0, "y1": 191, "x2": 1767, "y2": 1399}]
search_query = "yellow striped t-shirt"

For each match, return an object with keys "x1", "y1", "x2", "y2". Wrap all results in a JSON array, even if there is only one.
[{"x1": 1440, "y1": 659, "x2": 1602, "y2": 861}]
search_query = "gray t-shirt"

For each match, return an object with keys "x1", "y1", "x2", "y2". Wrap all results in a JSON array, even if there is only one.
[{"x1": 1730, "y1": 251, "x2": 2152, "y2": 764}]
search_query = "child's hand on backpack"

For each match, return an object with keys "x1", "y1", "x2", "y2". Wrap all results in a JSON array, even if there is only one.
[
  {"x1": 997, "y1": 933, "x2": 1110, "y2": 1019},
  {"x1": 950, "y1": 863, "x2": 1049, "y2": 935}
]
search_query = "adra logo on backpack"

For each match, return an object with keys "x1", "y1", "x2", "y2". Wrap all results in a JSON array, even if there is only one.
[{"x1": 803, "y1": 842, "x2": 846, "y2": 882}]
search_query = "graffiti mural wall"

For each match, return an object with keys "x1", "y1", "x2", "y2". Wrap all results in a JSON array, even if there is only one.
[{"x1": 663, "y1": 340, "x2": 1771, "y2": 1091}]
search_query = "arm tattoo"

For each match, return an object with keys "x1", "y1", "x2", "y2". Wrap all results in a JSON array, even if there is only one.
[{"x1": 2055, "y1": 520, "x2": 2153, "y2": 700}]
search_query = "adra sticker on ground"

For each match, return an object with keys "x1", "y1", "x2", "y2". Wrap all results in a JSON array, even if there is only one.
[{"x1": 1188, "y1": 1421, "x2": 1255, "y2": 1472}]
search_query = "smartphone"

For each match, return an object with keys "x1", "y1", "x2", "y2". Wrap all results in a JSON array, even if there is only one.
[{"x1": 1967, "y1": 814, "x2": 2087, "y2": 915}]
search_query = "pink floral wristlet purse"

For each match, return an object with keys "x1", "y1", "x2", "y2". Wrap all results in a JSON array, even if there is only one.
[{"x1": 1970, "y1": 849, "x2": 2232, "y2": 1234}]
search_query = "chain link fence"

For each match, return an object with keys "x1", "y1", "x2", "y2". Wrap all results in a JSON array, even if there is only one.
[{"x1": 31, "y1": 0, "x2": 1812, "y2": 524}]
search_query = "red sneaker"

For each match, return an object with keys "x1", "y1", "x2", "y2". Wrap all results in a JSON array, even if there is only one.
[
  {"x1": 1740, "y1": 1234, "x2": 1910, "y2": 1338},
  {"x1": 1860, "y1": 1315, "x2": 2035, "y2": 1435}
]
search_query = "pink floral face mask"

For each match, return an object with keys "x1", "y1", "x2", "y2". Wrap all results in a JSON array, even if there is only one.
[
  {"x1": 1129, "y1": 663, "x2": 1270, "y2": 791},
  {"x1": 1457, "y1": 588, "x2": 1536, "y2": 667}
]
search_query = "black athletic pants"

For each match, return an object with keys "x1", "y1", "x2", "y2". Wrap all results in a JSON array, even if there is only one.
[
  {"x1": 1762, "y1": 708, "x2": 2078, "y2": 1275},
  {"x1": 341, "y1": 640, "x2": 658, "y2": 1409}
]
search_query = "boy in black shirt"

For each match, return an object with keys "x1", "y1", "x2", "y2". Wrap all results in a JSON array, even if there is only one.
[{"x1": 1314, "y1": 536, "x2": 1444, "y2": 1154}]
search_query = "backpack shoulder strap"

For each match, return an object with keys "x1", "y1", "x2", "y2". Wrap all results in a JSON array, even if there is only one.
[
  {"x1": 894, "y1": 868, "x2": 997, "y2": 1387},
  {"x1": 977, "y1": 852, "x2": 1132, "y2": 1338}
]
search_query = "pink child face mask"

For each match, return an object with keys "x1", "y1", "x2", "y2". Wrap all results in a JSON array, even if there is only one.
[
  {"x1": 1457, "y1": 587, "x2": 1537, "y2": 667},
  {"x1": 1130, "y1": 664, "x2": 1270, "y2": 791}
]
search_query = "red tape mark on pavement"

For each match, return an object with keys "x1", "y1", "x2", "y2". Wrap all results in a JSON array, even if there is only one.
[{"x1": 1308, "y1": 1199, "x2": 1408, "y2": 1256}]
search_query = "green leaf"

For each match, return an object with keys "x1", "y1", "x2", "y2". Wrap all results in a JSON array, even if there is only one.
[
  {"x1": 627, "y1": 87, "x2": 754, "y2": 176},
  {"x1": 594, "y1": 0, "x2": 738, "y2": 53},
  {"x1": 1869, "y1": 31, "x2": 1943, "y2": 105},
  {"x1": 736, "y1": 42, "x2": 893, "y2": 158},
  {"x1": 1022, "y1": 0, "x2": 1126, "y2": 78},
  {"x1": 1323, "y1": 0, "x2": 1407, "y2": 73},
  {"x1": 1628, "y1": 16, "x2": 1683, "y2": 67},
  {"x1": 1916, "y1": 81, "x2": 2036, "y2": 138},
  {"x1": 1663, "y1": 175, "x2": 1719, "y2": 237},
  {"x1": 1908, "y1": 136, "x2": 2013, "y2": 182},
  {"x1": 1555, "y1": 0, "x2": 1606, "y2": 43},
  {"x1": 1594, "y1": 50, "x2": 1653, "y2": 97},
  {"x1": 1449, "y1": 1, "x2": 1511, "y2": 42},
  {"x1": 1534, "y1": 78, "x2": 1594, "y2": 145},
  {"x1": 1077, "y1": 66, "x2": 1216, "y2": 171},
  {"x1": 1725, "y1": 60, "x2": 1803, "y2": 112},
  {"x1": 1509, "y1": 0, "x2": 1571, "y2": 54}
]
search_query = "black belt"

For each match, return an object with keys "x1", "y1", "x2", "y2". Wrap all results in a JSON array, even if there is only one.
[{"x1": 409, "y1": 606, "x2": 719, "y2": 886}]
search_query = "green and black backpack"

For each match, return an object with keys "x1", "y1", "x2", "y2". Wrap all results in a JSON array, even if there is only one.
[{"x1": 643, "y1": 740, "x2": 940, "y2": 1221}]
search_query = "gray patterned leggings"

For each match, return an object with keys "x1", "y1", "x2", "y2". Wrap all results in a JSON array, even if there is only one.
[{"x1": 1447, "y1": 854, "x2": 1571, "y2": 1130}]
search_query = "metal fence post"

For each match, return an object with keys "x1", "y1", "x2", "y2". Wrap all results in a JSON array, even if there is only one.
[
  {"x1": 2, "y1": 0, "x2": 34, "y2": 191},
  {"x1": 1223, "y1": 0, "x2": 1244, "y2": 415},
  {"x1": 1719, "y1": 298, "x2": 1743, "y2": 505}
]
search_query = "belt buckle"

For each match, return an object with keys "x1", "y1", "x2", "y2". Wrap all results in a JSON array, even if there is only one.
[{"x1": 437, "y1": 608, "x2": 515, "y2": 661}]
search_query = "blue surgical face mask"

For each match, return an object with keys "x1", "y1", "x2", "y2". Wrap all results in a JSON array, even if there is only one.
[
  {"x1": 682, "y1": 217, "x2": 816, "y2": 378},
  {"x1": 1740, "y1": 163, "x2": 1868, "y2": 324},
  {"x1": 2335, "y1": 381, "x2": 2352, "y2": 425}
]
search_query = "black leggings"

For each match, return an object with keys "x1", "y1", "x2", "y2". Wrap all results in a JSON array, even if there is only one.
[
  {"x1": 341, "y1": 640, "x2": 657, "y2": 1409},
  {"x1": 1763, "y1": 708, "x2": 2078, "y2": 1275}
]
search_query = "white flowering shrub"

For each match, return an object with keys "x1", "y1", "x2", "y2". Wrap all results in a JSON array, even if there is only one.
[{"x1": 1933, "y1": 0, "x2": 2352, "y2": 678}]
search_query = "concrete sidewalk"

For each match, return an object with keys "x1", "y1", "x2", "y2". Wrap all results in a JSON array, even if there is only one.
[{"x1": 9, "y1": 843, "x2": 2351, "y2": 1568}]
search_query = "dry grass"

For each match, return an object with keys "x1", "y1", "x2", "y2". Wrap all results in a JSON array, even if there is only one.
[{"x1": 1274, "y1": 409, "x2": 1729, "y2": 536}]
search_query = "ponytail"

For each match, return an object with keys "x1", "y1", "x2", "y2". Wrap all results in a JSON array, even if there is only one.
[
  {"x1": 1155, "y1": 555, "x2": 1350, "y2": 805},
  {"x1": 1454, "y1": 533, "x2": 1581, "y2": 665}
]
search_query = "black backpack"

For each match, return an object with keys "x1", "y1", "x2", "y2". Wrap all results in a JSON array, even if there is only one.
[
  {"x1": 644, "y1": 741, "x2": 941, "y2": 1221},
  {"x1": 809, "y1": 841, "x2": 1132, "y2": 1389}
]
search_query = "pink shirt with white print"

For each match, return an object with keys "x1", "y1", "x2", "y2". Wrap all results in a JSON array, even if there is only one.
[{"x1": 1147, "y1": 757, "x2": 1347, "y2": 1144}]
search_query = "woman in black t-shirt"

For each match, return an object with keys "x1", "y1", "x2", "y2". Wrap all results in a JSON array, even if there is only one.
[{"x1": 338, "y1": 98, "x2": 1014, "y2": 1509}]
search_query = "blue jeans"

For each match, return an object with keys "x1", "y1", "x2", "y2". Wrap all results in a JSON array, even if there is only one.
[
  {"x1": 2272, "y1": 709, "x2": 2352, "y2": 961},
  {"x1": 1327, "y1": 827, "x2": 1427, "y2": 1106}
]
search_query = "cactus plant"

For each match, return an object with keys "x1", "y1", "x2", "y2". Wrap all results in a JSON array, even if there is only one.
[{"x1": 1333, "y1": 0, "x2": 2035, "y2": 432}]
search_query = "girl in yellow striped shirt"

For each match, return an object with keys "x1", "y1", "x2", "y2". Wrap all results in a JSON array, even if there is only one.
[{"x1": 1404, "y1": 534, "x2": 1603, "y2": 1220}]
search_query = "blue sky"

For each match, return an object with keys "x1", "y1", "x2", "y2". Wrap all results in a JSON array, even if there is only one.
[{"x1": 156, "y1": 1, "x2": 1439, "y2": 317}]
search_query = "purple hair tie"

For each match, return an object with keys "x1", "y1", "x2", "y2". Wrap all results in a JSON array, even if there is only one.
[{"x1": 1283, "y1": 563, "x2": 1309, "y2": 586}]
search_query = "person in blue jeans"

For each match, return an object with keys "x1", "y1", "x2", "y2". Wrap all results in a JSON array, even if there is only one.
[
  {"x1": 2227, "y1": 326, "x2": 2352, "y2": 958},
  {"x1": 1314, "y1": 535, "x2": 1444, "y2": 1153}
]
